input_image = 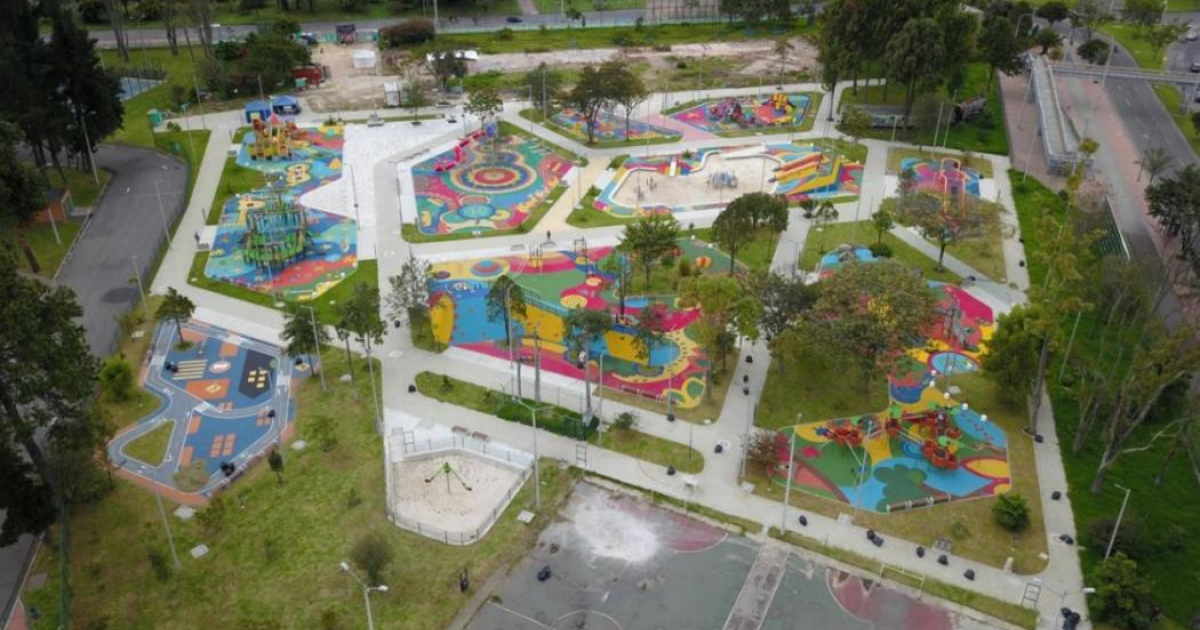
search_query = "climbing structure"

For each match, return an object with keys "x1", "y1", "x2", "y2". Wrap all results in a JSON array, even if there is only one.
[
  {"x1": 247, "y1": 114, "x2": 302, "y2": 161},
  {"x1": 242, "y1": 187, "x2": 310, "y2": 270}
]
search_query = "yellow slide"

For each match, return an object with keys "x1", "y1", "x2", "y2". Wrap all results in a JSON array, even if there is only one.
[{"x1": 795, "y1": 157, "x2": 844, "y2": 193}]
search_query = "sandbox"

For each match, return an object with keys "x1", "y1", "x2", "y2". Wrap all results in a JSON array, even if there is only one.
[{"x1": 389, "y1": 451, "x2": 528, "y2": 545}]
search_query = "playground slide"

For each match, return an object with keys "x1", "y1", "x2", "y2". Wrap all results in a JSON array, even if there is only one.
[
  {"x1": 795, "y1": 157, "x2": 845, "y2": 193},
  {"x1": 774, "y1": 159, "x2": 820, "y2": 185},
  {"x1": 668, "y1": 157, "x2": 678, "y2": 178},
  {"x1": 774, "y1": 152, "x2": 822, "y2": 177},
  {"x1": 722, "y1": 145, "x2": 768, "y2": 160}
]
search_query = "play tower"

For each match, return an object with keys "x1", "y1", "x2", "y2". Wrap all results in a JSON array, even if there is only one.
[{"x1": 242, "y1": 187, "x2": 310, "y2": 270}]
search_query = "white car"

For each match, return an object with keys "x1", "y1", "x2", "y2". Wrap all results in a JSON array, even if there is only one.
[{"x1": 1187, "y1": 28, "x2": 1198, "y2": 41}]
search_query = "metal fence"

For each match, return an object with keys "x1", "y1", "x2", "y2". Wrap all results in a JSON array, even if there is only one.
[{"x1": 384, "y1": 432, "x2": 534, "y2": 546}]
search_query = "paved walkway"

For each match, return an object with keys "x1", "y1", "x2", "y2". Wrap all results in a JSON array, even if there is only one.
[{"x1": 145, "y1": 80, "x2": 1089, "y2": 630}]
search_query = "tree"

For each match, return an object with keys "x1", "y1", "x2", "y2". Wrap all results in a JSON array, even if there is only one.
[
  {"x1": 281, "y1": 302, "x2": 331, "y2": 388},
  {"x1": 386, "y1": 255, "x2": 432, "y2": 327},
  {"x1": 563, "y1": 307, "x2": 611, "y2": 421},
  {"x1": 620, "y1": 214, "x2": 680, "y2": 289},
  {"x1": 773, "y1": 37, "x2": 793, "y2": 85},
  {"x1": 841, "y1": 106, "x2": 871, "y2": 146},
  {"x1": 1074, "y1": 0, "x2": 1114, "y2": 42},
  {"x1": 1036, "y1": 1, "x2": 1070, "y2": 25},
  {"x1": 1078, "y1": 38, "x2": 1111, "y2": 64},
  {"x1": 0, "y1": 253, "x2": 98, "y2": 544},
  {"x1": 871, "y1": 208, "x2": 894, "y2": 244},
  {"x1": 485, "y1": 274, "x2": 527, "y2": 347},
  {"x1": 746, "y1": 431, "x2": 780, "y2": 476},
  {"x1": 679, "y1": 275, "x2": 762, "y2": 393},
  {"x1": 0, "y1": 122, "x2": 50, "y2": 272},
  {"x1": 335, "y1": 322, "x2": 355, "y2": 384},
  {"x1": 1092, "y1": 552, "x2": 1153, "y2": 630},
  {"x1": 1034, "y1": 28, "x2": 1064, "y2": 55},
  {"x1": 607, "y1": 62, "x2": 648, "y2": 139},
  {"x1": 812, "y1": 200, "x2": 839, "y2": 252},
  {"x1": 338, "y1": 283, "x2": 386, "y2": 367},
  {"x1": 1137, "y1": 22, "x2": 1188, "y2": 63},
  {"x1": 1122, "y1": 0, "x2": 1165, "y2": 30},
  {"x1": 713, "y1": 193, "x2": 787, "y2": 274},
  {"x1": 979, "y1": 15, "x2": 1026, "y2": 91},
  {"x1": 982, "y1": 305, "x2": 1052, "y2": 405},
  {"x1": 267, "y1": 449, "x2": 284, "y2": 484},
  {"x1": 426, "y1": 46, "x2": 468, "y2": 92},
  {"x1": 404, "y1": 80, "x2": 430, "y2": 120},
  {"x1": 157, "y1": 287, "x2": 196, "y2": 346},
  {"x1": 465, "y1": 86, "x2": 503, "y2": 123},
  {"x1": 758, "y1": 272, "x2": 819, "y2": 341},
  {"x1": 1146, "y1": 165, "x2": 1200, "y2": 258},
  {"x1": 350, "y1": 531, "x2": 394, "y2": 586},
  {"x1": 525, "y1": 63, "x2": 565, "y2": 116},
  {"x1": 99, "y1": 354, "x2": 134, "y2": 402},
  {"x1": 992, "y1": 493, "x2": 1031, "y2": 531},
  {"x1": 631, "y1": 300, "x2": 668, "y2": 364},
  {"x1": 600, "y1": 252, "x2": 636, "y2": 320},
  {"x1": 806, "y1": 260, "x2": 937, "y2": 388},
  {"x1": 1136, "y1": 146, "x2": 1172, "y2": 187},
  {"x1": 887, "y1": 18, "x2": 946, "y2": 125},
  {"x1": 567, "y1": 65, "x2": 614, "y2": 144},
  {"x1": 46, "y1": 5, "x2": 125, "y2": 158}
]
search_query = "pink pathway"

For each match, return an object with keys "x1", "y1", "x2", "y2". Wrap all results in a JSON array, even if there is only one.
[{"x1": 644, "y1": 113, "x2": 719, "y2": 142}]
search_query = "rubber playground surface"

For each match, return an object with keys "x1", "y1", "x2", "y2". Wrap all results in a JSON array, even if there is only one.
[
  {"x1": 594, "y1": 143, "x2": 863, "y2": 218},
  {"x1": 205, "y1": 122, "x2": 358, "y2": 301},
  {"x1": 547, "y1": 107, "x2": 682, "y2": 143},
  {"x1": 671, "y1": 92, "x2": 814, "y2": 135},
  {"x1": 466, "y1": 482, "x2": 968, "y2": 630},
  {"x1": 427, "y1": 239, "x2": 739, "y2": 408},
  {"x1": 108, "y1": 320, "x2": 300, "y2": 501},
  {"x1": 899, "y1": 157, "x2": 982, "y2": 204},
  {"x1": 771, "y1": 246, "x2": 1009, "y2": 514},
  {"x1": 412, "y1": 130, "x2": 573, "y2": 235}
]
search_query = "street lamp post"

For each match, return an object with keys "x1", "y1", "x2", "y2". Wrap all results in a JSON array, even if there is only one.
[
  {"x1": 1105, "y1": 483, "x2": 1133, "y2": 559},
  {"x1": 301, "y1": 305, "x2": 328, "y2": 391},
  {"x1": 79, "y1": 111, "x2": 100, "y2": 185},
  {"x1": 340, "y1": 561, "x2": 389, "y2": 630}
]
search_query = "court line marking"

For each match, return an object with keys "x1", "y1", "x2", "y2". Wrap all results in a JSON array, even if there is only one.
[{"x1": 486, "y1": 602, "x2": 554, "y2": 629}]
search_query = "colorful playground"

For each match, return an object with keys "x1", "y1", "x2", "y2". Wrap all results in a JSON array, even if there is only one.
[
  {"x1": 411, "y1": 126, "x2": 574, "y2": 235},
  {"x1": 548, "y1": 107, "x2": 682, "y2": 143},
  {"x1": 898, "y1": 156, "x2": 984, "y2": 207},
  {"x1": 593, "y1": 142, "x2": 863, "y2": 217},
  {"x1": 426, "y1": 239, "x2": 741, "y2": 408},
  {"x1": 670, "y1": 92, "x2": 813, "y2": 135},
  {"x1": 108, "y1": 320, "x2": 300, "y2": 501},
  {"x1": 769, "y1": 246, "x2": 1010, "y2": 513},
  {"x1": 204, "y1": 118, "x2": 358, "y2": 301}
]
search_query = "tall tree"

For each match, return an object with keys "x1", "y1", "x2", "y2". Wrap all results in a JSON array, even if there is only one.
[
  {"x1": 1136, "y1": 146, "x2": 1172, "y2": 187},
  {"x1": 607, "y1": 62, "x2": 648, "y2": 139},
  {"x1": 386, "y1": 255, "x2": 432, "y2": 326},
  {"x1": 338, "y1": 282, "x2": 386, "y2": 365},
  {"x1": 679, "y1": 275, "x2": 761, "y2": 398},
  {"x1": 600, "y1": 252, "x2": 636, "y2": 320},
  {"x1": 157, "y1": 287, "x2": 196, "y2": 345},
  {"x1": 620, "y1": 214, "x2": 680, "y2": 289},
  {"x1": 1122, "y1": 0, "x2": 1165, "y2": 30},
  {"x1": 1074, "y1": 0, "x2": 1113, "y2": 42},
  {"x1": 979, "y1": 14, "x2": 1025, "y2": 91},
  {"x1": 485, "y1": 274, "x2": 527, "y2": 347},
  {"x1": 280, "y1": 301, "x2": 331, "y2": 388},
  {"x1": 758, "y1": 272, "x2": 819, "y2": 341},
  {"x1": 563, "y1": 307, "x2": 611, "y2": 422},
  {"x1": 47, "y1": 5, "x2": 125, "y2": 165},
  {"x1": 525, "y1": 63, "x2": 564, "y2": 116},
  {"x1": 981, "y1": 304, "x2": 1051, "y2": 406},
  {"x1": 887, "y1": 18, "x2": 946, "y2": 126},
  {"x1": 0, "y1": 121, "x2": 50, "y2": 272},
  {"x1": 713, "y1": 192, "x2": 787, "y2": 274},
  {"x1": 568, "y1": 65, "x2": 613, "y2": 145},
  {"x1": 0, "y1": 253, "x2": 98, "y2": 543}
]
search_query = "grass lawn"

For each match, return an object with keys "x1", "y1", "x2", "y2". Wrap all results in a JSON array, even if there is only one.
[
  {"x1": 566, "y1": 190, "x2": 634, "y2": 228},
  {"x1": 518, "y1": 108, "x2": 683, "y2": 149},
  {"x1": 121, "y1": 420, "x2": 174, "y2": 466},
  {"x1": 754, "y1": 370, "x2": 1049, "y2": 574},
  {"x1": 100, "y1": 48, "x2": 217, "y2": 149},
  {"x1": 24, "y1": 347, "x2": 581, "y2": 630},
  {"x1": 797, "y1": 220, "x2": 962, "y2": 283},
  {"x1": 691, "y1": 227, "x2": 779, "y2": 275},
  {"x1": 770, "y1": 529, "x2": 1037, "y2": 629},
  {"x1": 208, "y1": 155, "x2": 269, "y2": 224},
  {"x1": 839, "y1": 64, "x2": 1009, "y2": 156},
  {"x1": 416, "y1": 371, "x2": 704, "y2": 473},
  {"x1": 187, "y1": 253, "x2": 378, "y2": 326},
  {"x1": 886, "y1": 147, "x2": 995, "y2": 178},
  {"x1": 4, "y1": 220, "x2": 83, "y2": 278},
  {"x1": 419, "y1": 21, "x2": 814, "y2": 56},
  {"x1": 879, "y1": 195, "x2": 1009, "y2": 282},
  {"x1": 45, "y1": 167, "x2": 112, "y2": 208},
  {"x1": 1011, "y1": 169, "x2": 1200, "y2": 625}
]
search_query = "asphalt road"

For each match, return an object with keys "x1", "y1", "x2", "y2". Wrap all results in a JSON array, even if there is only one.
[{"x1": 57, "y1": 144, "x2": 189, "y2": 357}]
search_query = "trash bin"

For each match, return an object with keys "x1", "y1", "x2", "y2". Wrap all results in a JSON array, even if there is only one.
[{"x1": 148, "y1": 109, "x2": 166, "y2": 127}]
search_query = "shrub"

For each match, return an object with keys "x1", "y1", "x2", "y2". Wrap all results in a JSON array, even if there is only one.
[
  {"x1": 1078, "y1": 38, "x2": 1110, "y2": 64},
  {"x1": 992, "y1": 493, "x2": 1031, "y2": 532},
  {"x1": 612, "y1": 411, "x2": 638, "y2": 431},
  {"x1": 746, "y1": 431, "x2": 779, "y2": 476},
  {"x1": 380, "y1": 19, "x2": 435, "y2": 47},
  {"x1": 495, "y1": 27, "x2": 515, "y2": 41},
  {"x1": 675, "y1": 59, "x2": 687, "y2": 69},
  {"x1": 350, "y1": 531, "x2": 394, "y2": 586},
  {"x1": 1092, "y1": 552, "x2": 1153, "y2": 630},
  {"x1": 99, "y1": 354, "x2": 134, "y2": 402},
  {"x1": 868, "y1": 242, "x2": 893, "y2": 259},
  {"x1": 678, "y1": 257, "x2": 693, "y2": 277},
  {"x1": 309, "y1": 414, "x2": 338, "y2": 452},
  {"x1": 1088, "y1": 517, "x2": 1144, "y2": 559},
  {"x1": 147, "y1": 548, "x2": 170, "y2": 581}
]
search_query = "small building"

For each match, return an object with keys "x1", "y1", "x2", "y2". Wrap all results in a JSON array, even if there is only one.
[
  {"x1": 244, "y1": 100, "x2": 272, "y2": 123},
  {"x1": 384, "y1": 81, "x2": 403, "y2": 108},
  {"x1": 352, "y1": 49, "x2": 378, "y2": 72}
]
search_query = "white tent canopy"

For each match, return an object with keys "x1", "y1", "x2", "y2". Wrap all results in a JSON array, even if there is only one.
[{"x1": 352, "y1": 49, "x2": 378, "y2": 69}]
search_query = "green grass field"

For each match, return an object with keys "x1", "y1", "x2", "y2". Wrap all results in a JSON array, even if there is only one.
[
  {"x1": 24, "y1": 347, "x2": 581, "y2": 630},
  {"x1": 796, "y1": 220, "x2": 962, "y2": 283},
  {"x1": 122, "y1": 421, "x2": 174, "y2": 466},
  {"x1": 3, "y1": 220, "x2": 83, "y2": 278},
  {"x1": 1011, "y1": 169, "x2": 1200, "y2": 625},
  {"x1": 208, "y1": 155, "x2": 269, "y2": 224},
  {"x1": 839, "y1": 64, "x2": 1009, "y2": 156},
  {"x1": 46, "y1": 167, "x2": 112, "y2": 208}
]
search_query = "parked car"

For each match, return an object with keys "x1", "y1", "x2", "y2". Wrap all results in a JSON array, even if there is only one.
[
  {"x1": 505, "y1": 15, "x2": 522, "y2": 23},
  {"x1": 1187, "y1": 28, "x2": 1198, "y2": 41},
  {"x1": 1191, "y1": 58, "x2": 1200, "y2": 72}
]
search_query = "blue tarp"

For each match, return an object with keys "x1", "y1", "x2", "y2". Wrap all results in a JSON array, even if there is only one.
[
  {"x1": 244, "y1": 100, "x2": 271, "y2": 123},
  {"x1": 272, "y1": 95, "x2": 301, "y2": 115}
]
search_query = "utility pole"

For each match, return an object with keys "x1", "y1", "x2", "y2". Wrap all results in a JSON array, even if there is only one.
[{"x1": 154, "y1": 485, "x2": 181, "y2": 568}]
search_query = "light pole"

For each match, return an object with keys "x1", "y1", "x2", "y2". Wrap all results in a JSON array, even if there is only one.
[
  {"x1": 79, "y1": 111, "x2": 100, "y2": 185},
  {"x1": 153, "y1": 179, "x2": 172, "y2": 244},
  {"x1": 346, "y1": 163, "x2": 362, "y2": 224},
  {"x1": 781, "y1": 414, "x2": 799, "y2": 530},
  {"x1": 130, "y1": 255, "x2": 148, "y2": 312},
  {"x1": 340, "y1": 561, "x2": 388, "y2": 630},
  {"x1": 1104, "y1": 483, "x2": 1132, "y2": 559},
  {"x1": 301, "y1": 304, "x2": 328, "y2": 391},
  {"x1": 1013, "y1": 12, "x2": 1033, "y2": 39}
]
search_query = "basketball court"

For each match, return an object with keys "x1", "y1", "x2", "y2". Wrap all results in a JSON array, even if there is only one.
[{"x1": 465, "y1": 482, "x2": 987, "y2": 630}]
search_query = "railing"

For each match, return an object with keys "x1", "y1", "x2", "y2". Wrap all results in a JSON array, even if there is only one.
[{"x1": 389, "y1": 466, "x2": 532, "y2": 546}]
